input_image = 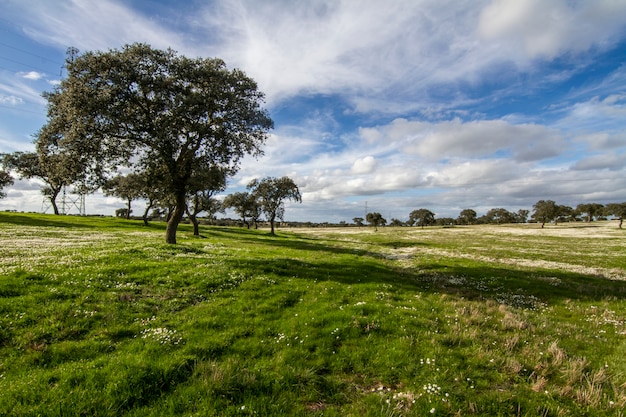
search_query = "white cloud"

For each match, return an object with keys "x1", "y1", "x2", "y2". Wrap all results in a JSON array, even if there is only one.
[
  {"x1": 19, "y1": 71, "x2": 44, "y2": 80},
  {"x1": 351, "y1": 156, "x2": 377, "y2": 174},
  {"x1": 6, "y1": 0, "x2": 186, "y2": 52},
  {"x1": 478, "y1": 0, "x2": 626, "y2": 60},
  {"x1": 571, "y1": 153, "x2": 626, "y2": 171},
  {"x1": 360, "y1": 118, "x2": 564, "y2": 162},
  {"x1": 0, "y1": 95, "x2": 24, "y2": 105}
]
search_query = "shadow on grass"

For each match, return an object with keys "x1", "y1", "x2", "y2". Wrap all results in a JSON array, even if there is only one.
[
  {"x1": 0, "y1": 212, "x2": 167, "y2": 231},
  {"x1": 206, "y1": 226, "x2": 626, "y2": 302},
  {"x1": 225, "y1": 250, "x2": 626, "y2": 305},
  {"x1": 207, "y1": 227, "x2": 388, "y2": 259},
  {"x1": 416, "y1": 262, "x2": 626, "y2": 303}
]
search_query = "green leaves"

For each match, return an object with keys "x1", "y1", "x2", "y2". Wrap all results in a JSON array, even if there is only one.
[{"x1": 44, "y1": 43, "x2": 273, "y2": 242}]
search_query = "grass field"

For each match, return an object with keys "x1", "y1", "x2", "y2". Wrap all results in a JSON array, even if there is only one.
[{"x1": 0, "y1": 212, "x2": 625, "y2": 416}]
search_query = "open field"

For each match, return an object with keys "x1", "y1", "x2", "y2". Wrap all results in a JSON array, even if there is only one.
[{"x1": 0, "y1": 212, "x2": 625, "y2": 416}]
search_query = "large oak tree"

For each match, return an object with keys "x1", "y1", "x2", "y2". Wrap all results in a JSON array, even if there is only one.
[{"x1": 44, "y1": 43, "x2": 273, "y2": 243}]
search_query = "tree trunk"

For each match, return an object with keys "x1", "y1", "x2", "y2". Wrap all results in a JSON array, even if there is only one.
[
  {"x1": 165, "y1": 193, "x2": 186, "y2": 244},
  {"x1": 619, "y1": 217, "x2": 623, "y2": 229},
  {"x1": 142, "y1": 200, "x2": 154, "y2": 226},
  {"x1": 185, "y1": 205, "x2": 201, "y2": 236},
  {"x1": 126, "y1": 199, "x2": 132, "y2": 219},
  {"x1": 50, "y1": 188, "x2": 61, "y2": 215},
  {"x1": 51, "y1": 198, "x2": 60, "y2": 215},
  {"x1": 192, "y1": 217, "x2": 199, "y2": 235},
  {"x1": 269, "y1": 214, "x2": 276, "y2": 235}
]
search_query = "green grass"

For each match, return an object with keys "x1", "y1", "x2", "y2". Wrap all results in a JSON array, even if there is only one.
[{"x1": 1, "y1": 212, "x2": 625, "y2": 416}]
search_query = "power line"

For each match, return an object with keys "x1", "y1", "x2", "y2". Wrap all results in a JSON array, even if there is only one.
[
  {"x1": 0, "y1": 41, "x2": 63, "y2": 66},
  {"x1": 0, "y1": 55, "x2": 54, "y2": 75}
]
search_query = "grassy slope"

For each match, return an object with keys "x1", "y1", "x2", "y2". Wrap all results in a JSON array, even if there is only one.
[{"x1": 0, "y1": 212, "x2": 625, "y2": 416}]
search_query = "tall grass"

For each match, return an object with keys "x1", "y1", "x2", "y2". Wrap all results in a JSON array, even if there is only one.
[{"x1": 0, "y1": 212, "x2": 624, "y2": 416}]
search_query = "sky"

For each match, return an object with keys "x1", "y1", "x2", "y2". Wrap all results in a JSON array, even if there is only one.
[{"x1": 0, "y1": 0, "x2": 625, "y2": 223}]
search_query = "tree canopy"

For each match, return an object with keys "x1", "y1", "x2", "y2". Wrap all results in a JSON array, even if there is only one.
[
  {"x1": 531, "y1": 200, "x2": 560, "y2": 228},
  {"x1": 0, "y1": 168, "x2": 13, "y2": 199},
  {"x1": 248, "y1": 176, "x2": 302, "y2": 235},
  {"x1": 409, "y1": 208, "x2": 436, "y2": 228},
  {"x1": 44, "y1": 43, "x2": 273, "y2": 243},
  {"x1": 222, "y1": 191, "x2": 261, "y2": 229},
  {"x1": 576, "y1": 203, "x2": 604, "y2": 222},
  {"x1": 102, "y1": 173, "x2": 145, "y2": 219},
  {"x1": 3, "y1": 133, "x2": 85, "y2": 215},
  {"x1": 365, "y1": 212, "x2": 386, "y2": 231},
  {"x1": 605, "y1": 202, "x2": 626, "y2": 229}
]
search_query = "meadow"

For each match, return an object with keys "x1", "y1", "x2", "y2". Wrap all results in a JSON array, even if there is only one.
[{"x1": 0, "y1": 212, "x2": 625, "y2": 416}]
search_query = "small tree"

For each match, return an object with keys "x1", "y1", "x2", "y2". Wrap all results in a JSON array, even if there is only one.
[
  {"x1": 390, "y1": 218, "x2": 405, "y2": 227},
  {"x1": 223, "y1": 191, "x2": 260, "y2": 229},
  {"x1": 409, "y1": 208, "x2": 435, "y2": 228},
  {"x1": 3, "y1": 147, "x2": 84, "y2": 215},
  {"x1": 365, "y1": 212, "x2": 386, "y2": 231},
  {"x1": 484, "y1": 208, "x2": 516, "y2": 224},
  {"x1": 248, "y1": 176, "x2": 302, "y2": 235},
  {"x1": 605, "y1": 202, "x2": 626, "y2": 229},
  {"x1": 102, "y1": 173, "x2": 145, "y2": 219},
  {"x1": 457, "y1": 209, "x2": 477, "y2": 225},
  {"x1": 185, "y1": 165, "x2": 229, "y2": 236},
  {"x1": 532, "y1": 200, "x2": 559, "y2": 228},
  {"x1": 515, "y1": 209, "x2": 529, "y2": 223},
  {"x1": 353, "y1": 217, "x2": 365, "y2": 227},
  {"x1": 576, "y1": 203, "x2": 604, "y2": 222}
]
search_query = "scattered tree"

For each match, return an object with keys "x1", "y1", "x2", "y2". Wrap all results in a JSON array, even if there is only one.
[
  {"x1": 457, "y1": 209, "x2": 477, "y2": 225},
  {"x1": 185, "y1": 165, "x2": 229, "y2": 236},
  {"x1": 556, "y1": 205, "x2": 575, "y2": 223},
  {"x1": 115, "y1": 208, "x2": 131, "y2": 218},
  {"x1": 3, "y1": 140, "x2": 84, "y2": 215},
  {"x1": 605, "y1": 202, "x2": 626, "y2": 229},
  {"x1": 435, "y1": 217, "x2": 455, "y2": 226},
  {"x1": 390, "y1": 218, "x2": 405, "y2": 227},
  {"x1": 484, "y1": 208, "x2": 516, "y2": 224},
  {"x1": 366, "y1": 212, "x2": 386, "y2": 231},
  {"x1": 532, "y1": 200, "x2": 559, "y2": 228},
  {"x1": 248, "y1": 176, "x2": 302, "y2": 235},
  {"x1": 102, "y1": 173, "x2": 145, "y2": 219},
  {"x1": 576, "y1": 203, "x2": 604, "y2": 222},
  {"x1": 44, "y1": 43, "x2": 273, "y2": 243},
  {"x1": 353, "y1": 217, "x2": 365, "y2": 227},
  {"x1": 409, "y1": 208, "x2": 436, "y2": 228},
  {"x1": 515, "y1": 209, "x2": 529, "y2": 223},
  {"x1": 223, "y1": 192, "x2": 261, "y2": 229}
]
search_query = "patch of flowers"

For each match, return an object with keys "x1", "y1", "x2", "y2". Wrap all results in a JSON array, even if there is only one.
[
  {"x1": 137, "y1": 315, "x2": 157, "y2": 326},
  {"x1": 586, "y1": 307, "x2": 625, "y2": 334},
  {"x1": 207, "y1": 272, "x2": 250, "y2": 294},
  {"x1": 266, "y1": 332, "x2": 308, "y2": 347},
  {"x1": 495, "y1": 291, "x2": 548, "y2": 310},
  {"x1": 138, "y1": 327, "x2": 183, "y2": 345},
  {"x1": 114, "y1": 281, "x2": 139, "y2": 290},
  {"x1": 73, "y1": 309, "x2": 97, "y2": 317}
]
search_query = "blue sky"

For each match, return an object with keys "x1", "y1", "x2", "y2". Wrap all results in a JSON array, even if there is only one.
[{"x1": 1, "y1": 0, "x2": 625, "y2": 223}]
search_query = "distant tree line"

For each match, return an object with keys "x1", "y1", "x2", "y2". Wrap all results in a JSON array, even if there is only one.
[{"x1": 357, "y1": 201, "x2": 626, "y2": 229}]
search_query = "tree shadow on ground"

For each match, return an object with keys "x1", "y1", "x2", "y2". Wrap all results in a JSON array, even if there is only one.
[
  {"x1": 224, "y1": 249, "x2": 626, "y2": 304},
  {"x1": 206, "y1": 226, "x2": 626, "y2": 302},
  {"x1": 0, "y1": 212, "x2": 166, "y2": 231},
  {"x1": 207, "y1": 227, "x2": 389, "y2": 259}
]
